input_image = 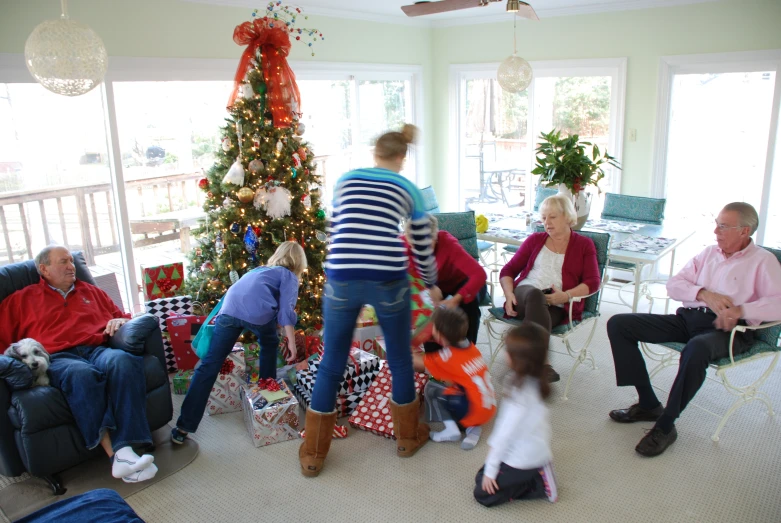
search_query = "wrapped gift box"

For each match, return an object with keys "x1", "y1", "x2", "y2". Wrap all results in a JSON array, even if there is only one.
[
  {"x1": 352, "y1": 325, "x2": 382, "y2": 355},
  {"x1": 206, "y1": 348, "x2": 246, "y2": 415},
  {"x1": 410, "y1": 276, "x2": 435, "y2": 347},
  {"x1": 295, "y1": 366, "x2": 379, "y2": 417},
  {"x1": 165, "y1": 315, "x2": 204, "y2": 370},
  {"x1": 243, "y1": 342, "x2": 259, "y2": 375},
  {"x1": 308, "y1": 348, "x2": 380, "y2": 382},
  {"x1": 373, "y1": 336, "x2": 387, "y2": 360},
  {"x1": 142, "y1": 262, "x2": 184, "y2": 301},
  {"x1": 240, "y1": 380, "x2": 301, "y2": 447},
  {"x1": 145, "y1": 295, "x2": 193, "y2": 373},
  {"x1": 277, "y1": 329, "x2": 307, "y2": 368},
  {"x1": 348, "y1": 366, "x2": 429, "y2": 439},
  {"x1": 356, "y1": 305, "x2": 378, "y2": 327},
  {"x1": 172, "y1": 369, "x2": 194, "y2": 395}
]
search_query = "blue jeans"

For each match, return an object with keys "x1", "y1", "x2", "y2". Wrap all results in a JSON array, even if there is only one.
[
  {"x1": 49, "y1": 346, "x2": 151, "y2": 453},
  {"x1": 176, "y1": 313, "x2": 278, "y2": 433},
  {"x1": 310, "y1": 278, "x2": 414, "y2": 412},
  {"x1": 16, "y1": 488, "x2": 143, "y2": 523}
]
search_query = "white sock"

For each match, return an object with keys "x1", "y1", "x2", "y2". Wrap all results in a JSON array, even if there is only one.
[
  {"x1": 461, "y1": 426, "x2": 482, "y2": 450},
  {"x1": 430, "y1": 420, "x2": 462, "y2": 442},
  {"x1": 122, "y1": 463, "x2": 158, "y2": 484},
  {"x1": 112, "y1": 446, "x2": 154, "y2": 479}
]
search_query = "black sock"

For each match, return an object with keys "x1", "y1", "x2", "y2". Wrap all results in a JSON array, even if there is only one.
[
  {"x1": 655, "y1": 414, "x2": 675, "y2": 434},
  {"x1": 635, "y1": 385, "x2": 660, "y2": 411}
]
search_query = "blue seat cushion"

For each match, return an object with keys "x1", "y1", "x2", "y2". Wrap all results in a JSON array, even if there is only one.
[
  {"x1": 607, "y1": 260, "x2": 636, "y2": 271},
  {"x1": 659, "y1": 340, "x2": 780, "y2": 367},
  {"x1": 503, "y1": 245, "x2": 519, "y2": 254},
  {"x1": 477, "y1": 240, "x2": 493, "y2": 252},
  {"x1": 488, "y1": 307, "x2": 597, "y2": 335}
]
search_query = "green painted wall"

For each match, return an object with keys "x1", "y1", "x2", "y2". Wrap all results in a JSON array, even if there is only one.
[
  {"x1": 2, "y1": 0, "x2": 781, "y2": 207},
  {"x1": 431, "y1": 0, "x2": 781, "y2": 208}
]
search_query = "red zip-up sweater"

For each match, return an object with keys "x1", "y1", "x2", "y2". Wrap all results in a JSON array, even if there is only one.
[
  {"x1": 499, "y1": 231, "x2": 600, "y2": 323},
  {"x1": 0, "y1": 279, "x2": 130, "y2": 354},
  {"x1": 404, "y1": 231, "x2": 487, "y2": 304}
]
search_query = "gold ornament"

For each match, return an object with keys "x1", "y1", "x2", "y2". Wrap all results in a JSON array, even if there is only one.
[{"x1": 237, "y1": 187, "x2": 254, "y2": 203}]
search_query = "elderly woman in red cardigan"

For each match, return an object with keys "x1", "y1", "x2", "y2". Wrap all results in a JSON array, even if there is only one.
[{"x1": 499, "y1": 193, "x2": 601, "y2": 381}]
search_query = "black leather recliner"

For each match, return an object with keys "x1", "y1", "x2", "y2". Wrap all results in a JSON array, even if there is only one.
[{"x1": 0, "y1": 252, "x2": 173, "y2": 494}]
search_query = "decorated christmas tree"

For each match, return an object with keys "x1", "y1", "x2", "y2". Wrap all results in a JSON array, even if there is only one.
[{"x1": 184, "y1": 5, "x2": 327, "y2": 330}]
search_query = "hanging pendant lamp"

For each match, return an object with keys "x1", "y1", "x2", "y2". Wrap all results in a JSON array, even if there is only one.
[
  {"x1": 25, "y1": 0, "x2": 108, "y2": 96},
  {"x1": 497, "y1": 12, "x2": 532, "y2": 93}
]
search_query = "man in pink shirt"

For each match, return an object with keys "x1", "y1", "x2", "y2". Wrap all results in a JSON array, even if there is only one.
[{"x1": 606, "y1": 202, "x2": 781, "y2": 457}]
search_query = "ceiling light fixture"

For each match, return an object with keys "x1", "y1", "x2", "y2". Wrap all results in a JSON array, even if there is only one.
[
  {"x1": 497, "y1": 12, "x2": 533, "y2": 94},
  {"x1": 25, "y1": 0, "x2": 108, "y2": 96},
  {"x1": 506, "y1": 0, "x2": 520, "y2": 12}
]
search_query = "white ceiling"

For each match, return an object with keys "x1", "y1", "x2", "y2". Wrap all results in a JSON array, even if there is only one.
[{"x1": 181, "y1": 0, "x2": 720, "y2": 27}]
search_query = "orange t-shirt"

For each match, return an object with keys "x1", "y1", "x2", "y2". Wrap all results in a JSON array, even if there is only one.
[{"x1": 424, "y1": 342, "x2": 497, "y2": 427}]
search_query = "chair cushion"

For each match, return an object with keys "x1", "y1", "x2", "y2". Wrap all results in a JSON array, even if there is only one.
[
  {"x1": 477, "y1": 240, "x2": 493, "y2": 252},
  {"x1": 660, "y1": 340, "x2": 780, "y2": 367},
  {"x1": 0, "y1": 356, "x2": 33, "y2": 391},
  {"x1": 9, "y1": 386, "x2": 74, "y2": 432},
  {"x1": 143, "y1": 353, "x2": 168, "y2": 392},
  {"x1": 110, "y1": 314, "x2": 160, "y2": 356},
  {"x1": 607, "y1": 260, "x2": 636, "y2": 271},
  {"x1": 503, "y1": 245, "x2": 519, "y2": 254},
  {"x1": 602, "y1": 193, "x2": 666, "y2": 225}
]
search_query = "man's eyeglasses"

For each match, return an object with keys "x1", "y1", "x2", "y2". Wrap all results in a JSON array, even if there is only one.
[{"x1": 715, "y1": 222, "x2": 745, "y2": 231}]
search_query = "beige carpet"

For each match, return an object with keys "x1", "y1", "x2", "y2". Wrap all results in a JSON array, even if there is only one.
[
  {"x1": 119, "y1": 292, "x2": 781, "y2": 523},
  {"x1": 0, "y1": 427, "x2": 198, "y2": 521}
]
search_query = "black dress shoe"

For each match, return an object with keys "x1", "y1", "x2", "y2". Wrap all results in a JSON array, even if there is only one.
[
  {"x1": 609, "y1": 403, "x2": 663, "y2": 423},
  {"x1": 635, "y1": 426, "x2": 678, "y2": 457},
  {"x1": 544, "y1": 364, "x2": 560, "y2": 383}
]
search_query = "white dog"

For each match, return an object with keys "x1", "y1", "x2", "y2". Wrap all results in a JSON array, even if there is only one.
[{"x1": 5, "y1": 339, "x2": 51, "y2": 387}]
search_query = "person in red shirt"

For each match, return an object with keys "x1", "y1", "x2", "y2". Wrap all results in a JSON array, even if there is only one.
[
  {"x1": 413, "y1": 307, "x2": 496, "y2": 450},
  {"x1": 404, "y1": 215, "x2": 488, "y2": 345},
  {"x1": 0, "y1": 246, "x2": 158, "y2": 483}
]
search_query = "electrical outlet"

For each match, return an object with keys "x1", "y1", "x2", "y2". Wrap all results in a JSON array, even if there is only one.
[{"x1": 628, "y1": 128, "x2": 637, "y2": 142}]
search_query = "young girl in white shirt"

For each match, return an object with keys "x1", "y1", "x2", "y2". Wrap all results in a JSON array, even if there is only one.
[{"x1": 474, "y1": 322, "x2": 558, "y2": 507}]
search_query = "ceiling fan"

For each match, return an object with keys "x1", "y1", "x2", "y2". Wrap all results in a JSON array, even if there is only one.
[{"x1": 401, "y1": 0, "x2": 539, "y2": 20}]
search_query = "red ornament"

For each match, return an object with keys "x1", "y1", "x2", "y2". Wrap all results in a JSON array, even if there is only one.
[
  {"x1": 198, "y1": 178, "x2": 209, "y2": 190},
  {"x1": 296, "y1": 36, "x2": 300, "y2": 40},
  {"x1": 253, "y1": 225, "x2": 261, "y2": 236},
  {"x1": 297, "y1": 147, "x2": 307, "y2": 160}
]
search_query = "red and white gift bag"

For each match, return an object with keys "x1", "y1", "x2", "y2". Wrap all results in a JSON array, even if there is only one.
[{"x1": 348, "y1": 366, "x2": 428, "y2": 439}]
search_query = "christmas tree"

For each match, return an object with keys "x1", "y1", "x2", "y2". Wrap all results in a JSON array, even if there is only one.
[{"x1": 184, "y1": 6, "x2": 327, "y2": 331}]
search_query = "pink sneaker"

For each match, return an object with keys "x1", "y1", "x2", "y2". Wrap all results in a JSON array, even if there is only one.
[{"x1": 538, "y1": 462, "x2": 558, "y2": 502}]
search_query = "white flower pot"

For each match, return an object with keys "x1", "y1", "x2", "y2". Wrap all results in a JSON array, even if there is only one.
[{"x1": 557, "y1": 184, "x2": 591, "y2": 230}]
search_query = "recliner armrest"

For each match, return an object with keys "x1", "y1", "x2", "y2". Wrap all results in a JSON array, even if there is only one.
[
  {"x1": 0, "y1": 380, "x2": 25, "y2": 477},
  {"x1": 110, "y1": 314, "x2": 160, "y2": 356}
]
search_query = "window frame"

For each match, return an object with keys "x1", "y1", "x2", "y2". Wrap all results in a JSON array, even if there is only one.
[{"x1": 450, "y1": 57, "x2": 627, "y2": 211}]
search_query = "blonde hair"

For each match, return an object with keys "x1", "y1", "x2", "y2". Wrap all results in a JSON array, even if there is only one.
[
  {"x1": 540, "y1": 194, "x2": 578, "y2": 227},
  {"x1": 267, "y1": 241, "x2": 307, "y2": 277},
  {"x1": 374, "y1": 124, "x2": 417, "y2": 160}
]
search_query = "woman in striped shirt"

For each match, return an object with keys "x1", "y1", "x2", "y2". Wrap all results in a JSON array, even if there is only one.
[{"x1": 299, "y1": 124, "x2": 438, "y2": 477}]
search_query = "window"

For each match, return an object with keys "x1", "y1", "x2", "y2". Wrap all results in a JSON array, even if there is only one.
[
  {"x1": 452, "y1": 59, "x2": 626, "y2": 215},
  {"x1": 297, "y1": 67, "x2": 420, "y2": 206},
  {"x1": 652, "y1": 51, "x2": 781, "y2": 267}
]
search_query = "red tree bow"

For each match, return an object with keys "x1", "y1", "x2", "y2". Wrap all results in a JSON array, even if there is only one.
[
  {"x1": 228, "y1": 17, "x2": 301, "y2": 129},
  {"x1": 257, "y1": 378, "x2": 280, "y2": 392},
  {"x1": 157, "y1": 278, "x2": 175, "y2": 294}
]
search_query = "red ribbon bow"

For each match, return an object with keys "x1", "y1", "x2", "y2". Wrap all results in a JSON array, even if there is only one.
[
  {"x1": 157, "y1": 277, "x2": 175, "y2": 294},
  {"x1": 258, "y1": 378, "x2": 280, "y2": 392},
  {"x1": 219, "y1": 359, "x2": 235, "y2": 376},
  {"x1": 228, "y1": 17, "x2": 301, "y2": 129}
]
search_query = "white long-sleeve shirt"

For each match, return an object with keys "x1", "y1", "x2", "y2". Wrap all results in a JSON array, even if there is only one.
[{"x1": 484, "y1": 377, "x2": 552, "y2": 479}]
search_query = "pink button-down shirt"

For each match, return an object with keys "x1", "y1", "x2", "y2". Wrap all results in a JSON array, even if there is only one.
[{"x1": 666, "y1": 241, "x2": 781, "y2": 325}]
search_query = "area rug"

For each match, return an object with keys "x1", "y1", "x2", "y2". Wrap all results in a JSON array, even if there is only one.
[{"x1": 0, "y1": 426, "x2": 198, "y2": 521}]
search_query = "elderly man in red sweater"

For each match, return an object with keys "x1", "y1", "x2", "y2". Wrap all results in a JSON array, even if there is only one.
[{"x1": 0, "y1": 246, "x2": 158, "y2": 483}]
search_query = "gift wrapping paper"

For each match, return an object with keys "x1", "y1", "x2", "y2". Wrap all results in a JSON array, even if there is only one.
[
  {"x1": 145, "y1": 295, "x2": 192, "y2": 373},
  {"x1": 308, "y1": 348, "x2": 380, "y2": 382},
  {"x1": 351, "y1": 325, "x2": 382, "y2": 355},
  {"x1": 206, "y1": 348, "x2": 246, "y2": 415},
  {"x1": 295, "y1": 366, "x2": 378, "y2": 417},
  {"x1": 240, "y1": 380, "x2": 301, "y2": 447},
  {"x1": 142, "y1": 262, "x2": 184, "y2": 301},
  {"x1": 172, "y1": 369, "x2": 194, "y2": 395},
  {"x1": 348, "y1": 366, "x2": 429, "y2": 439}
]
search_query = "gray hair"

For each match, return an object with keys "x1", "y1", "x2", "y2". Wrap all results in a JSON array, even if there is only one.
[
  {"x1": 34, "y1": 244, "x2": 67, "y2": 275},
  {"x1": 539, "y1": 194, "x2": 578, "y2": 227},
  {"x1": 404, "y1": 214, "x2": 438, "y2": 237},
  {"x1": 723, "y1": 202, "x2": 759, "y2": 235}
]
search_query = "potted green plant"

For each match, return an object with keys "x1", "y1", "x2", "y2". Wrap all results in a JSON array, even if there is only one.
[{"x1": 531, "y1": 129, "x2": 621, "y2": 229}]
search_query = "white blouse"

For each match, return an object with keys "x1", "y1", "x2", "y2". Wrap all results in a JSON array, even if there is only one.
[{"x1": 518, "y1": 245, "x2": 564, "y2": 294}]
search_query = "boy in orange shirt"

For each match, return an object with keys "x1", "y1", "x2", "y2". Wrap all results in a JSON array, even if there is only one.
[{"x1": 413, "y1": 307, "x2": 496, "y2": 450}]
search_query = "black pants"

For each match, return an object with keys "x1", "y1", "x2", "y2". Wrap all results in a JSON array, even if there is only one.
[
  {"x1": 473, "y1": 464, "x2": 546, "y2": 507},
  {"x1": 607, "y1": 308, "x2": 753, "y2": 420},
  {"x1": 513, "y1": 285, "x2": 566, "y2": 333},
  {"x1": 424, "y1": 283, "x2": 486, "y2": 352}
]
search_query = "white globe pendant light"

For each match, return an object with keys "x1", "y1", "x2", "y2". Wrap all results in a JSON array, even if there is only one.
[
  {"x1": 25, "y1": 0, "x2": 108, "y2": 97},
  {"x1": 497, "y1": 13, "x2": 532, "y2": 94}
]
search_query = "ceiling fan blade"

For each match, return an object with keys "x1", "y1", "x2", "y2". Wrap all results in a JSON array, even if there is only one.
[
  {"x1": 516, "y1": 2, "x2": 540, "y2": 21},
  {"x1": 402, "y1": 0, "x2": 482, "y2": 17}
]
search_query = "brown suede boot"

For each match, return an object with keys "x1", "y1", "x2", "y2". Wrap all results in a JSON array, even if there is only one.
[
  {"x1": 390, "y1": 397, "x2": 430, "y2": 457},
  {"x1": 299, "y1": 408, "x2": 338, "y2": 477}
]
